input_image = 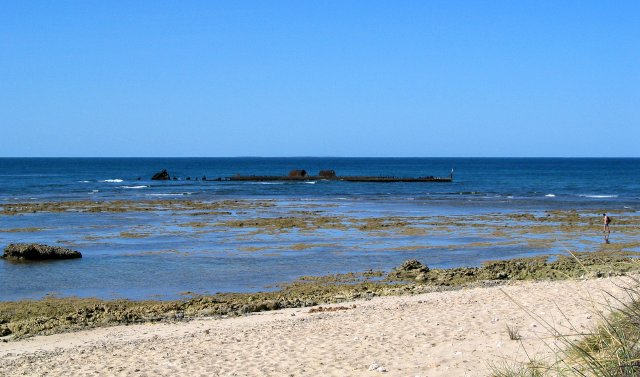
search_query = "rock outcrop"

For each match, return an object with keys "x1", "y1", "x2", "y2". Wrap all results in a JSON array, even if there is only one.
[
  {"x1": 2, "y1": 243, "x2": 82, "y2": 260},
  {"x1": 151, "y1": 169, "x2": 170, "y2": 180},
  {"x1": 398, "y1": 259, "x2": 429, "y2": 273},
  {"x1": 387, "y1": 259, "x2": 429, "y2": 281}
]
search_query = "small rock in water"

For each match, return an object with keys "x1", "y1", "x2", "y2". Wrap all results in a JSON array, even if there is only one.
[
  {"x1": 151, "y1": 169, "x2": 171, "y2": 180},
  {"x1": 2, "y1": 243, "x2": 82, "y2": 260}
]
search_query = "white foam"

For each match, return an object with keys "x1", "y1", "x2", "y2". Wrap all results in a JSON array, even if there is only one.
[
  {"x1": 545, "y1": 194, "x2": 556, "y2": 197},
  {"x1": 304, "y1": 181, "x2": 317, "y2": 184},
  {"x1": 101, "y1": 179, "x2": 123, "y2": 183},
  {"x1": 579, "y1": 194, "x2": 618, "y2": 198},
  {"x1": 120, "y1": 185, "x2": 148, "y2": 189},
  {"x1": 146, "y1": 193, "x2": 192, "y2": 197},
  {"x1": 78, "y1": 180, "x2": 90, "y2": 183}
]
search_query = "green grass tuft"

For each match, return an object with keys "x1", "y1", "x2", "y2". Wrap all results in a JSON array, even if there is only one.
[{"x1": 507, "y1": 324, "x2": 522, "y2": 340}]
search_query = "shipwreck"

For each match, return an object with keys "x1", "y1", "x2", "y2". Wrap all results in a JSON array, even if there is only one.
[{"x1": 225, "y1": 169, "x2": 453, "y2": 183}]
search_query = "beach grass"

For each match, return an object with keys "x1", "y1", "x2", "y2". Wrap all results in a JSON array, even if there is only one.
[
  {"x1": 491, "y1": 273, "x2": 640, "y2": 376},
  {"x1": 506, "y1": 324, "x2": 522, "y2": 341}
]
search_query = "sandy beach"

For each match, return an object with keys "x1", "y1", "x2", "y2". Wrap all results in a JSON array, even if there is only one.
[
  {"x1": 3, "y1": 0, "x2": 637, "y2": 374},
  {"x1": 1, "y1": 275, "x2": 633, "y2": 377}
]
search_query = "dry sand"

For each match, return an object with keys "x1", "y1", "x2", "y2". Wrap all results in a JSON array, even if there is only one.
[{"x1": 0, "y1": 276, "x2": 633, "y2": 377}]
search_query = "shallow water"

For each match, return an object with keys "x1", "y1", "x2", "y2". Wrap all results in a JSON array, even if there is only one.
[{"x1": 1, "y1": 158, "x2": 639, "y2": 301}]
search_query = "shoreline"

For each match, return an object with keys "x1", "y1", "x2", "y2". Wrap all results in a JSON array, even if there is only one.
[
  {"x1": 1, "y1": 251, "x2": 639, "y2": 340},
  {"x1": 2, "y1": 275, "x2": 635, "y2": 376}
]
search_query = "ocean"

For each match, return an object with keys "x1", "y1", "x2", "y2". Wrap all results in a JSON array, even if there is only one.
[{"x1": 1, "y1": 158, "x2": 638, "y2": 301}]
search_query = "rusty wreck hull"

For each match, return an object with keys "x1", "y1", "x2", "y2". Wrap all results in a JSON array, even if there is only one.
[{"x1": 228, "y1": 175, "x2": 452, "y2": 183}]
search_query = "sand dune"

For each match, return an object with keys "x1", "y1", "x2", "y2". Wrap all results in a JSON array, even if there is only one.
[{"x1": 1, "y1": 276, "x2": 632, "y2": 376}]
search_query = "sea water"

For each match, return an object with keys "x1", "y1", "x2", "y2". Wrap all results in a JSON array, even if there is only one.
[{"x1": 0, "y1": 158, "x2": 638, "y2": 300}]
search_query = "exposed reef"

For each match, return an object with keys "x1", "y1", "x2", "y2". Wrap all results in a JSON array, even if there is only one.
[
  {"x1": 0, "y1": 199, "x2": 276, "y2": 215},
  {"x1": 386, "y1": 251, "x2": 639, "y2": 285}
]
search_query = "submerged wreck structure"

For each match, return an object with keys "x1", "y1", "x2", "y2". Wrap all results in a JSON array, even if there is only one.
[{"x1": 227, "y1": 169, "x2": 453, "y2": 183}]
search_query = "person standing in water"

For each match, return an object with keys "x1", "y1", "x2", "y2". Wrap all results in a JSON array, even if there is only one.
[{"x1": 603, "y1": 213, "x2": 611, "y2": 234}]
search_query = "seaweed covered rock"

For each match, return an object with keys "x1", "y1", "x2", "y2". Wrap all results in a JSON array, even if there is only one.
[
  {"x1": 2, "y1": 243, "x2": 82, "y2": 261},
  {"x1": 151, "y1": 169, "x2": 170, "y2": 180},
  {"x1": 388, "y1": 259, "x2": 430, "y2": 281},
  {"x1": 399, "y1": 259, "x2": 429, "y2": 272}
]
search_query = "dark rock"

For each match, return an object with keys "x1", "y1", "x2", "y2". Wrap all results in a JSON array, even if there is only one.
[
  {"x1": 202, "y1": 176, "x2": 207, "y2": 181},
  {"x1": 2, "y1": 243, "x2": 82, "y2": 261},
  {"x1": 186, "y1": 177, "x2": 191, "y2": 181},
  {"x1": 289, "y1": 169, "x2": 307, "y2": 177},
  {"x1": 151, "y1": 169, "x2": 170, "y2": 180}
]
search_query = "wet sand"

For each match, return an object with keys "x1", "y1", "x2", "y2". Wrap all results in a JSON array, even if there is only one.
[{"x1": 1, "y1": 275, "x2": 633, "y2": 377}]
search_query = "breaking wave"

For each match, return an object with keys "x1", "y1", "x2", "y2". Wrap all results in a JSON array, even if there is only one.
[{"x1": 146, "y1": 192, "x2": 193, "y2": 197}]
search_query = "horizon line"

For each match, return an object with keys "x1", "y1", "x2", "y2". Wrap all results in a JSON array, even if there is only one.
[{"x1": 1, "y1": 156, "x2": 638, "y2": 159}]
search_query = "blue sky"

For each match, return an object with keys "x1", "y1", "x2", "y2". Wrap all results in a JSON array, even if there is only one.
[{"x1": 1, "y1": 1, "x2": 638, "y2": 157}]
